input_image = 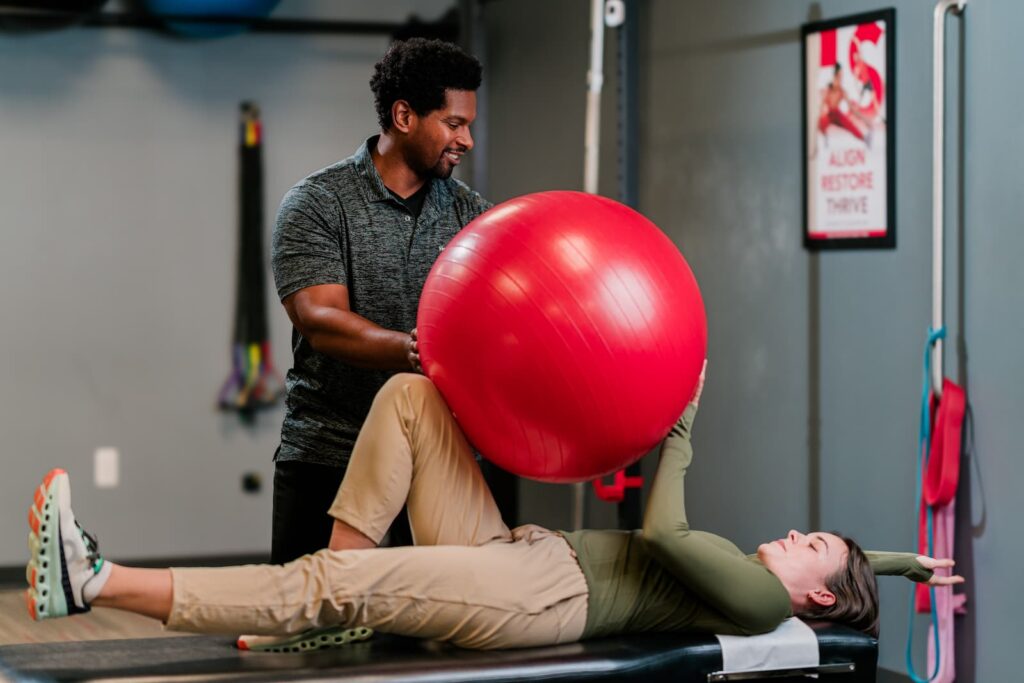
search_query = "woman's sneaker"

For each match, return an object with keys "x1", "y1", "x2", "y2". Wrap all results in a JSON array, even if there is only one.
[
  {"x1": 26, "y1": 468, "x2": 108, "y2": 621},
  {"x1": 237, "y1": 625, "x2": 374, "y2": 653}
]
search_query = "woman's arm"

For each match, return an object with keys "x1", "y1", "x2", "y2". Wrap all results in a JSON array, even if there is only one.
[
  {"x1": 641, "y1": 398, "x2": 790, "y2": 634},
  {"x1": 866, "y1": 552, "x2": 963, "y2": 586}
]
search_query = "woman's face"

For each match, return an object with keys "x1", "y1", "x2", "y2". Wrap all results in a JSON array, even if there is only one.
[{"x1": 757, "y1": 530, "x2": 848, "y2": 607}]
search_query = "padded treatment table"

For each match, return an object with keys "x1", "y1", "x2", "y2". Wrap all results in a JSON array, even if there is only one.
[{"x1": 0, "y1": 622, "x2": 877, "y2": 682}]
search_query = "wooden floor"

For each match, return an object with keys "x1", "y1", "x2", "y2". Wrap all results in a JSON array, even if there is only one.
[{"x1": 0, "y1": 588, "x2": 185, "y2": 646}]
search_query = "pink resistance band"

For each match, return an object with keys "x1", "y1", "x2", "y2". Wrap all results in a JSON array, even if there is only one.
[{"x1": 915, "y1": 379, "x2": 968, "y2": 683}]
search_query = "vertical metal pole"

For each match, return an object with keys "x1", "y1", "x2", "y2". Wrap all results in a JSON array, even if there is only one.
[
  {"x1": 574, "y1": 0, "x2": 607, "y2": 531},
  {"x1": 932, "y1": 0, "x2": 966, "y2": 396},
  {"x1": 462, "y1": 0, "x2": 489, "y2": 199},
  {"x1": 616, "y1": 0, "x2": 642, "y2": 531},
  {"x1": 617, "y1": 0, "x2": 639, "y2": 210},
  {"x1": 582, "y1": 0, "x2": 605, "y2": 195}
]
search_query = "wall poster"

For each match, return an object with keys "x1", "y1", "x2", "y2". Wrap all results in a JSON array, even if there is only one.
[{"x1": 803, "y1": 9, "x2": 895, "y2": 250}]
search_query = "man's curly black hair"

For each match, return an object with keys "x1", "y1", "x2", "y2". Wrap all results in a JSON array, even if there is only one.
[{"x1": 370, "y1": 38, "x2": 482, "y2": 131}]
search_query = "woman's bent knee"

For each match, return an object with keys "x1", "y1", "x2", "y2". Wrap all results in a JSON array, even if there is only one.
[{"x1": 379, "y1": 373, "x2": 433, "y2": 400}]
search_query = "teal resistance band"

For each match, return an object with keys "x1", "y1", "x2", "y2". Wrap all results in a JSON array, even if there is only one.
[{"x1": 905, "y1": 326, "x2": 945, "y2": 683}]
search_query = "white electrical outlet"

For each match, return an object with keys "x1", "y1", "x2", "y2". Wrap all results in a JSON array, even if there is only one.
[{"x1": 94, "y1": 447, "x2": 120, "y2": 488}]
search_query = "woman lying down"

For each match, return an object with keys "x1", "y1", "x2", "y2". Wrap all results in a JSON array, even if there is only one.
[{"x1": 26, "y1": 370, "x2": 962, "y2": 651}]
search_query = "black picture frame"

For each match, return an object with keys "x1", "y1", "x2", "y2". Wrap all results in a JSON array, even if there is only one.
[{"x1": 802, "y1": 8, "x2": 896, "y2": 250}]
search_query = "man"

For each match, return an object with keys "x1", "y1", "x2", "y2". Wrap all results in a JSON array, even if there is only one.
[{"x1": 270, "y1": 38, "x2": 491, "y2": 563}]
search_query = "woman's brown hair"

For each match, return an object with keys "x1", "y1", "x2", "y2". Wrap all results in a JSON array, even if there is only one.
[{"x1": 799, "y1": 535, "x2": 880, "y2": 637}]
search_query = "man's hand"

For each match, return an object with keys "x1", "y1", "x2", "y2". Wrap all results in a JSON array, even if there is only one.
[
  {"x1": 407, "y1": 328, "x2": 422, "y2": 373},
  {"x1": 689, "y1": 359, "x2": 707, "y2": 407},
  {"x1": 916, "y1": 555, "x2": 966, "y2": 587}
]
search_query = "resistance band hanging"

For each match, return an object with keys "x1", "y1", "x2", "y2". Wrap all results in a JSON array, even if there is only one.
[
  {"x1": 218, "y1": 101, "x2": 282, "y2": 419},
  {"x1": 905, "y1": 330, "x2": 967, "y2": 683}
]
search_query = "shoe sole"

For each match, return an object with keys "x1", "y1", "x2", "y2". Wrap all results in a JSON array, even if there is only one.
[
  {"x1": 26, "y1": 468, "x2": 70, "y2": 621},
  {"x1": 237, "y1": 626, "x2": 374, "y2": 653}
]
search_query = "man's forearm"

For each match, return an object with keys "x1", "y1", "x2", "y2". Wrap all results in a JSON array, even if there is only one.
[{"x1": 301, "y1": 307, "x2": 412, "y2": 370}]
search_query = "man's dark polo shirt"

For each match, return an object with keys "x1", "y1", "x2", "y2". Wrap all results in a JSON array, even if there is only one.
[{"x1": 271, "y1": 136, "x2": 491, "y2": 467}]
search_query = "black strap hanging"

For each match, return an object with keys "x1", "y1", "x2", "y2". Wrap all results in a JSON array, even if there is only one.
[{"x1": 218, "y1": 101, "x2": 282, "y2": 419}]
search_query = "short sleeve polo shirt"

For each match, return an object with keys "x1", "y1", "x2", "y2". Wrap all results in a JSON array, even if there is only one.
[{"x1": 271, "y1": 136, "x2": 492, "y2": 467}]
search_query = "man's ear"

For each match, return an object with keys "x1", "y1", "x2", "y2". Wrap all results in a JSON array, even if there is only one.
[
  {"x1": 391, "y1": 100, "x2": 416, "y2": 133},
  {"x1": 807, "y1": 588, "x2": 836, "y2": 608}
]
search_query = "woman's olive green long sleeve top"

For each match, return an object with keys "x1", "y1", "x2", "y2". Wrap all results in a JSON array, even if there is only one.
[{"x1": 561, "y1": 404, "x2": 930, "y2": 639}]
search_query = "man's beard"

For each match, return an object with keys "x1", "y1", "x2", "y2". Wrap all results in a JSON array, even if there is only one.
[
  {"x1": 427, "y1": 156, "x2": 455, "y2": 180},
  {"x1": 406, "y1": 148, "x2": 455, "y2": 181}
]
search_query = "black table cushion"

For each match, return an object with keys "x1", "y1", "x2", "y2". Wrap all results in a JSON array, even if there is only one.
[{"x1": 0, "y1": 621, "x2": 877, "y2": 682}]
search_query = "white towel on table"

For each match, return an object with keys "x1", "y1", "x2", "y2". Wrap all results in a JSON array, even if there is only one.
[{"x1": 715, "y1": 617, "x2": 819, "y2": 674}]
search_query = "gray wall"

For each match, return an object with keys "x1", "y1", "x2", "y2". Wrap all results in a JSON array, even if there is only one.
[
  {"x1": 0, "y1": 0, "x2": 451, "y2": 562},
  {"x1": 2, "y1": 0, "x2": 1019, "y2": 678},
  {"x1": 486, "y1": 0, "x2": 1020, "y2": 680}
]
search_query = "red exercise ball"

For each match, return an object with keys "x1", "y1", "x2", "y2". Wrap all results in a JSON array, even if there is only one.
[{"x1": 417, "y1": 191, "x2": 706, "y2": 483}]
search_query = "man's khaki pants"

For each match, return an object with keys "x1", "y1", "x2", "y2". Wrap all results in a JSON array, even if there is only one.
[{"x1": 167, "y1": 374, "x2": 589, "y2": 649}]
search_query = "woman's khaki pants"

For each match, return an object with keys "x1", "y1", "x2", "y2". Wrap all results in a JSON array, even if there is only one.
[{"x1": 166, "y1": 374, "x2": 589, "y2": 649}]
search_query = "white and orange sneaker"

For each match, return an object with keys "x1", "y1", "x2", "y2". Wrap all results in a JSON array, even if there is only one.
[{"x1": 26, "y1": 468, "x2": 110, "y2": 621}]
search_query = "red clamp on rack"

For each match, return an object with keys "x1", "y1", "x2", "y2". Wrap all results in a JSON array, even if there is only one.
[{"x1": 592, "y1": 469, "x2": 644, "y2": 503}]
